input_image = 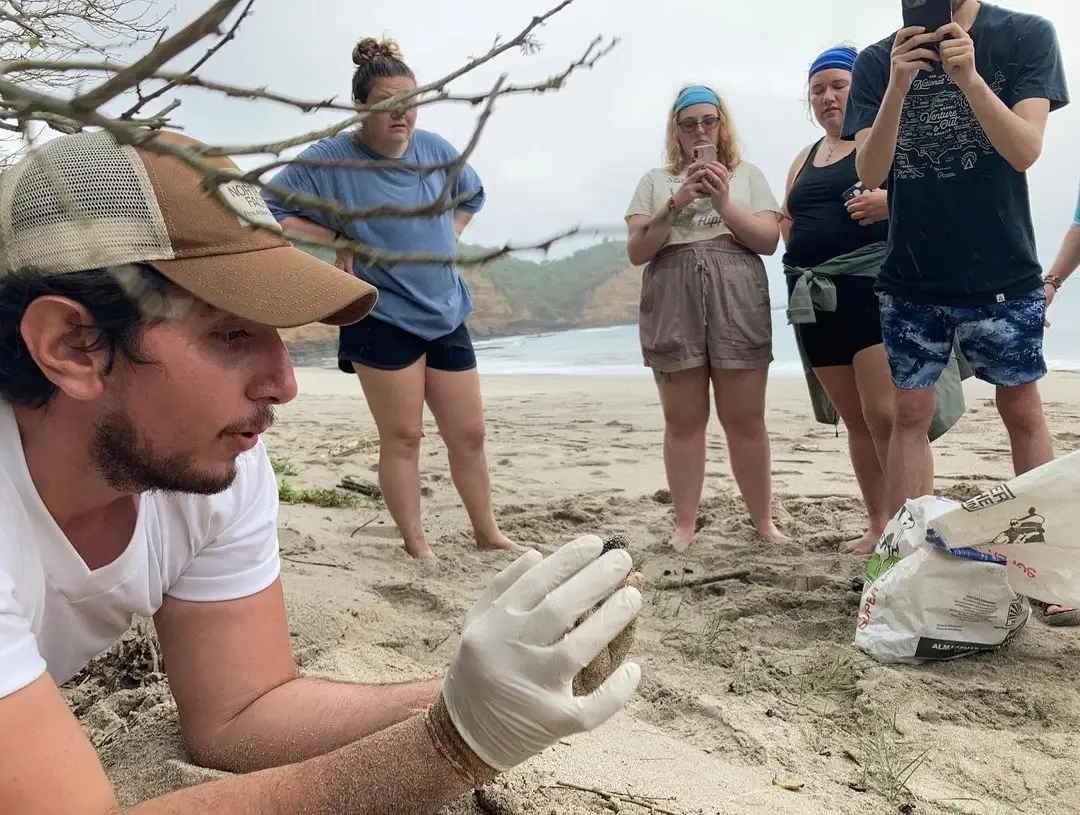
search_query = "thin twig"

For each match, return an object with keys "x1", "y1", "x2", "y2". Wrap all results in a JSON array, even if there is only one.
[
  {"x1": 0, "y1": 0, "x2": 616, "y2": 265},
  {"x1": 70, "y1": 0, "x2": 239, "y2": 111},
  {"x1": 281, "y1": 555, "x2": 350, "y2": 570},
  {"x1": 653, "y1": 570, "x2": 752, "y2": 590},
  {"x1": 350, "y1": 515, "x2": 381, "y2": 537},
  {"x1": 551, "y1": 781, "x2": 685, "y2": 815},
  {"x1": 120, "y1": 0, "x2": 255, "y2": 118}
]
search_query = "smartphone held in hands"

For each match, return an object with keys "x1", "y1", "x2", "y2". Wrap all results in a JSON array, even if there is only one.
[
  {"x1": 691, "y1": 144, "x2": 718, "y2": 165},
  {"x1": 842, "y1": 181, "x2": 870, "y2": 202},
  {"x1": 901, "y1": 0, "x2": 952, "y2": 31}
]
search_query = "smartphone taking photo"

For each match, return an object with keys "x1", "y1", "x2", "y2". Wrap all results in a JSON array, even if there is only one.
[
  {"x1": 691, "y1": 144, "x2": 717, "y2": 165},
  {"x1": 901, "y1": 0, "x2": 952, "y2": 32}
]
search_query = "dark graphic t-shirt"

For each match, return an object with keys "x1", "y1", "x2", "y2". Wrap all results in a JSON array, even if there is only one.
[{"x1": 842, "y1": 3, "x2": 1069, "y2": 306}]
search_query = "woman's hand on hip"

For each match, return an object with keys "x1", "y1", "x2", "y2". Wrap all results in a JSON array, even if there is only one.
[{"x1": 334, "y1": 248, "x2": 355, "y2": 275}]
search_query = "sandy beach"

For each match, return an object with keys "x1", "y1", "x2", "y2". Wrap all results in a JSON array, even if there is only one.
[{"x1": 68, "y1": 368, "x2": 1080, "y2": 814}]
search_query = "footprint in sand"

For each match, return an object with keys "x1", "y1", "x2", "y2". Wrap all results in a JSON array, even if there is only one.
[{"x1": 372, "y1": 583, "x2": 444, "y2": 612}]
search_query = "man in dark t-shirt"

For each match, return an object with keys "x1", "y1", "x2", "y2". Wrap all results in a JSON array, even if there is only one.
[{"x1": 842, "y1": 2, "x2": 1070, "y2": 593}]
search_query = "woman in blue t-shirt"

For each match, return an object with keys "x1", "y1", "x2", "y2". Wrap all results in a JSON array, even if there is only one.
[
  {"x1": 779, "y1": 45, "x2": 894, "y2": 555},
  {"x1": 265, "y1": 37, "x2": 521, "y2": 560}
]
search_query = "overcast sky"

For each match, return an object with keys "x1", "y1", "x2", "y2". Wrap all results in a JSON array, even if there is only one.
[{"x1": 40, "y1": 0, "x2": 1080, "y2": 268}]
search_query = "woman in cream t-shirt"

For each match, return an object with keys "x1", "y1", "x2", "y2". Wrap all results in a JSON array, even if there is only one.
[{"x1": 624, "y1": 84, "x2": 787, "y2": 553}]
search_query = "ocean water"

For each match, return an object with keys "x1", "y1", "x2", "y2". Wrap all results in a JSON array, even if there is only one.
[{"x1": 472, "y1": 304, "x2": 1080, "y2": 378}]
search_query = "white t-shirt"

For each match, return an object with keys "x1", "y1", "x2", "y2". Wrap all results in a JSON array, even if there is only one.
[
  {"x1": 624, "y1": 160, "x2": 781, "y2": 249},
  {"x1": 0, "y1": 401, "x2": 281, "y2": 699}
]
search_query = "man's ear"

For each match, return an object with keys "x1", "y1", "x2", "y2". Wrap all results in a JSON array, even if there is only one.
[{"x1": 19, "y1": 296, "x2": 112, "y2": 402}]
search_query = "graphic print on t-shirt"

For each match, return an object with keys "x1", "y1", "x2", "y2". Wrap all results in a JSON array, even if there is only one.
[
  {"x1": 894, "y1": 69, "x2": 1005, "y2": 181},
  {"x1": 667, "y1": 175, "x2": 724, "y2": 232}
]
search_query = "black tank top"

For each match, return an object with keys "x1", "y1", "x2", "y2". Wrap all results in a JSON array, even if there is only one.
[{"x1": 782, "y1": 140, "x2": 888, "y2": 269}]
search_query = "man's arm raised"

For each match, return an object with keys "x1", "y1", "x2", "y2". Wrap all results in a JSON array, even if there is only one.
[{"x1": 848, "y1": 27, "x2": 940, "y2": 189}]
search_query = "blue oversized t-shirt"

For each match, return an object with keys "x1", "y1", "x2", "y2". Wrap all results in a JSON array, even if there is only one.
[
  {"x1": 263, "y1": 129, "x2": 484, "y2": 340},
  {"x1": 842, "y1": 3, "x2": 1069, "y2": 307}
]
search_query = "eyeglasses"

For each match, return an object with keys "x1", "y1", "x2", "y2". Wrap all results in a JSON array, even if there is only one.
[{"x1": 677, "y1": 115, "x2": 721, "y2": 134}]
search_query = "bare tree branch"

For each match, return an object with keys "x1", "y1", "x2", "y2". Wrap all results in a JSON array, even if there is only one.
[
  {"x1": 0, "y1": 0, "x2": 620, "y2": 268},
  {"x1": 119, "y1": 0, "x2": 255, "y2": 119},
  {"x1": 70, "y1": 0, "x2": 238, "y2": 111},
  {"x1": 0, "y1": 0, "x2": 170, "y2": 90}
]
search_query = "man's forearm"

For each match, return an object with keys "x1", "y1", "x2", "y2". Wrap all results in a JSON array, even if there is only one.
[
  {"x1": 195, "y1": 677, "x2": 443, "y2": 773},
  {"x1": 126, "y1": 698, "x2": 485, "y2": 815},
  {"x1": 961, "y1": 78, "x2": 1043, "y2": 171},
  {"x1": 856, "y1": 87, "x2": 906, "y2": 189},
  {"x1": 1048, "y1": 228, "x2": 1080, "y2": 283}
]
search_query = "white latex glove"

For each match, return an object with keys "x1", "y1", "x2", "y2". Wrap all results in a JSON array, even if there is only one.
[{"x1": 442, "y1": 534, "x2": 644, "y2": 771}]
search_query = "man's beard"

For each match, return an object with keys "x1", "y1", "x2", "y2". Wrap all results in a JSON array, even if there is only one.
[
  {"x1": 91, "y1": 410, "x2": 241, "y2": 495},
  {"x1": 951, "y1": 0, "x2": 967, "y2": 11}
]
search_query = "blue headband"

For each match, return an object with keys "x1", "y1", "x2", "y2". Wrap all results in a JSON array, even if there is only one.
[
  {"x1": 674, "y1": 85, "x2": 720, "y2": 115},
  {"x1": 809, "y1": 46, "x2": 857, "y2": 81}
]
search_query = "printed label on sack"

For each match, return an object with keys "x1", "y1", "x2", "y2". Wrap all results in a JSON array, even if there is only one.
[
  {"x1": 219, "y1": 179, "x2": 283, "y2": 233},
  {"x1": 960, "y1": 484, "x2": 1016, "y2": 512}
]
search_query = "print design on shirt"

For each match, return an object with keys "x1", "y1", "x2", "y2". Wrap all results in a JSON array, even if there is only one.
[
  {"x1": 895, "y1": 70, "x2": 1006, "y2": 181},
  {"x1": 667, "y1": 175, "x2": 723, "y2": 231}
]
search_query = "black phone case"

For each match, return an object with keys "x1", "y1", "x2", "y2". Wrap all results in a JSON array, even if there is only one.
[
  {"x1": 843, "y1": 181, "x2": 869, "y2": 201},
  {"x1": 902, "y1": 0, "x2": 952, "y2": 31}
]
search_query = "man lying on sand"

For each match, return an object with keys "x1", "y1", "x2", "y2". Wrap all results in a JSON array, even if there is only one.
[{"x1": 0, "y1": 130, "x2": 645, "y2": 815}]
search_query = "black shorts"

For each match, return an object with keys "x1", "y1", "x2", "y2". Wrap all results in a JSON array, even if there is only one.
[
  {"x1": 337, "y1": 316, "x2": 477, "y2": 373},
  {"x1": 789, "y1": 275, "x2": 883, "y2": 368}
]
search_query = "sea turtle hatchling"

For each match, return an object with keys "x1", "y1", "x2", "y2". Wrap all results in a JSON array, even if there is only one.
[{"x1": 572, "y1": 533, "x2": 646, "y2": 696}]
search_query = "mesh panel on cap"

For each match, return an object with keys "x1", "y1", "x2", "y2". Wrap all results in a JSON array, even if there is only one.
[{"x1": 0, "y1": 131, "x2": 174, "y2": 275}]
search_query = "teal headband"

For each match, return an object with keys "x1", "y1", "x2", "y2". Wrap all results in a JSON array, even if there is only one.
[{"x1": 674, "y1": 86, "x2": 720, "y2": 115}]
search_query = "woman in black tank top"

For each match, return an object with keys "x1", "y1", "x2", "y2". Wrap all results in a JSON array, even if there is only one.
[{"x1": 779, "y1": 45, "x2": 895, "y2": 556}]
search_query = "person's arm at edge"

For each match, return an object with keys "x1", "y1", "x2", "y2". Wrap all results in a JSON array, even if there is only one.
[
  {"x1": 1047, "y1": 224, "x2": 1080, "y2": 284},
  {"x1": 0, "y1": 673, "x2": 481, "y2": 815}
]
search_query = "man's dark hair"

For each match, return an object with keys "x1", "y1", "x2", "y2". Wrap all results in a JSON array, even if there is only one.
[{"x1": 0, "y1": 263, "x2": 170, "y2": 408}]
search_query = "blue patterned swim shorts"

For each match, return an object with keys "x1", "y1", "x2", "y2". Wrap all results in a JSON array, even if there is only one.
[{"x1": 878, "y1": 288, "x2": 1047, "y2": 390}]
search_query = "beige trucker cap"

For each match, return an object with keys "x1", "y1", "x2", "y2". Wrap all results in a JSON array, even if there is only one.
[{"x1": 0, "y1": 129, "x2": 377, "y2": 328}]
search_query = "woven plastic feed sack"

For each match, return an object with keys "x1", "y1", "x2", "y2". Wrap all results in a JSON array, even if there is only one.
[
  {"x1": 927, "y1": 450, "x2": 1080, "y2": 610},
  {"x1": 854, "y1": 495, "x2": 1030, "y2": 664}
]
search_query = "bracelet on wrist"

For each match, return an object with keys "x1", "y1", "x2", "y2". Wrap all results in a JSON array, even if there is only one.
[{"x1": 1044, "y1": 274, "x2": 1063, "y2": 290}]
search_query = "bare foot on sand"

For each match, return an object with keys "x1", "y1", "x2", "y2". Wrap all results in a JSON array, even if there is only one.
[
  {"x1": 404, "y1": 539, "x2": 436, "y2": 560},
  {"x1": 670, "y1": 526, "x2": 695, "y2": 554},
  {"x1": 841, "y1": 529, "x2": 881, "y2": 556},
  {"x1": 476, "y1": 531, "x2": 530, "y2": 554},
  {"x1": 755, "y1": 522, "x2": 790, "y2": 543},
  {"x1": 1036, "y1": 603, "x2": 1080, "y2": 627}
]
